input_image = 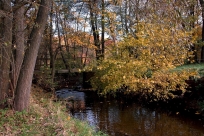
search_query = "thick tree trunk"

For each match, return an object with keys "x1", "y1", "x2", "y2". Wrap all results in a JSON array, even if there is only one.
[
  {"x1": 0, "y1": 0, "x2": 12, "y2": 106},
  {"x1": 14, "y1": 0, "x2": 51, "y2": 111},
  {"x1": 12, "y1": 0, "x2": 25, "y2": 94}
]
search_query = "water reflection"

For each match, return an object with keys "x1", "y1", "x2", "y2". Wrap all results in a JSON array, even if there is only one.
[{"x1": 57, "y1": 89, "x2": 204, "y2": 136}]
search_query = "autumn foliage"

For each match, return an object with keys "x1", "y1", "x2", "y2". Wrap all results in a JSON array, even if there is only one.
[{"x1": 90, "y1": 22, "x2": 198, "y2": 101}]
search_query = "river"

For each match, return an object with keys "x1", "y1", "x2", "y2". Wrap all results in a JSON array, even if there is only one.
[{"x1": 56, "y1": 89, "x2": 204, "y2": 136}]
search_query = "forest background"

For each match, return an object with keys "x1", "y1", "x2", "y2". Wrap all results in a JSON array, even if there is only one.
[{"x1": 0, "y1": 0, "x2": 204, "y2": 112}]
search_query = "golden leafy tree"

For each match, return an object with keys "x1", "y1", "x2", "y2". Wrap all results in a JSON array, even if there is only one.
[{"x1": 91, "y1": 22, "x2": 198, "y2": 101}]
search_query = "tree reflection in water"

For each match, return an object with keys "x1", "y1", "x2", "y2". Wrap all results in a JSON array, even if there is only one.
[{"x1": 57, "y1": 89, "x2": 204, "y2": 136}]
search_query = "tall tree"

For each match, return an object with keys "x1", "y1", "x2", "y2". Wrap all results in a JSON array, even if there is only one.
[
  {"x1": 101, "y1": 0, "x2": 105, "y2": 58},
  {"x1": 12, "y1": 0, "x2": 25, "y2": 96},
  {"x1": 14, "y1": 0, "x2": 51, "y2": 111},
  {"x1": 55, "y1": 6, "x2": 69, "y2": 69},
  {"x1": 0, "y1": 0, "x2": 12, "y2": 107},
  {"x1": 199, "y1": 0, "x2": 204, "y2": 62},
  {"x1": 49, "y1": 1, "x2": 56, "y2": 91},
  {"x1": 88, "y1": 1, "x2": 101, "y2": 60}
]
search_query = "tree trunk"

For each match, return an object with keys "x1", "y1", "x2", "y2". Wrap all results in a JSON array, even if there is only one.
[
  {"x1": 56, "y1": 9, "x2": 68, "y2": 69},
  {"x1": 0, "y1": 0, "x2": 12, "y2": 107},
  {"x1": 49, "y1": 1, "x2": 55, "y2": 93},
  {"x1": 101, "y1": 0, "x2": 105, "y2": 59},
  {"x1": 89, "y1": 4, "x2": 100, "y2": 60},
  {"x1": 200, "y1": 0, "x2": 204, "y2": 62},
  {"x1": 12, "y1": 0, "x2": 25, "y2": 95},
  {"x1": 14, "y1": 0, "x2": 51, "y2": 111},
  {"x1": 124, "y1": 0, "x2": 129, "y2": 34}
]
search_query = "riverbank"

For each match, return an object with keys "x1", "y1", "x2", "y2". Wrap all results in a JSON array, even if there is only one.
[
  {"x1": 55, "y1": 87, "x2": 204, "y2": 135},
  {"x1": 108, "y1": 63, "x2": 204, "y2": 120},
  {"x1": 0, "y1": 85, "x2": 107, "y2": 136},
  {"x1": 113, "y1": 81, "x2": 204, "y2": 125}
]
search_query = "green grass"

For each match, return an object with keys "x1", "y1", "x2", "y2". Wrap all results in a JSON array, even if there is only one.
[
  {"x1": 175, "y1": 63, "x2": 204, "y2": 70},
  {"x1": 174, "y1": 63, "x2": 204, "y2": 77},
  {"x1": 0, "y1": 85, "x2": 107, "y2": 136}
]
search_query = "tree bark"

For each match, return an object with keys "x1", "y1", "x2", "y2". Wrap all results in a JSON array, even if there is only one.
[
  {"x1": 12, "y1": 0, "x2": 25, "y2": 95},
  {"x1": 0, "y1": 0, "x2": 12, "y2": 107},
  {"x1": 56, "y1": 10, "x2": 68, "y2": 69},
  {"x1": 124, "y1": 0, "x2": 129, "y2": 34},
  {"x1": 199, "y1": 0, "x2": 204, "y2": 62},
  {"x1": 14, "y1": 0, "x2": 51, "y2": 111},
  {"x1": 49, "y1": 1, "x2": 55, "y2": 93},
  {"x1": 89, "y1": 3, "x2": 100, "y2": 60},
  {"x1": 101, "y1": 0, "x2": 105, "y2": 59}
]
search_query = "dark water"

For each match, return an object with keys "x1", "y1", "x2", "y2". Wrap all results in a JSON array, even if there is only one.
[{"x1": 56, "y1": 89, "x2": 204, "y2": 136}]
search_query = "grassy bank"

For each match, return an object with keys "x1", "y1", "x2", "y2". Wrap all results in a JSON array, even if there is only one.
[
  {"x1": 0, "y1": 85, "x2": 106, "y2": 136},
  {"x1": 174, "y1": 63, "x2": 204, "y2": 76}
]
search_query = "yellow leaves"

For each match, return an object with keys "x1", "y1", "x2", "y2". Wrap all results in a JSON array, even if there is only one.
[
  {"x1": 192, "y1": 25, "x2": 202, "y2": 40},
  {"x1": 65, "y1": 31, "x2": 96, "y2": 49},
  {"x1": 135, "y1": 22, "x2": 194, "y2": 51},
  {"x1": 90, "y1": 20, "x2": 198, "y2": 99},
  {"x1": 67, "y1": 115, "x2": 71, "y2": 121},
  {"x1": 107, "y1": 12, "x2": 116, "y2": 20}
]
